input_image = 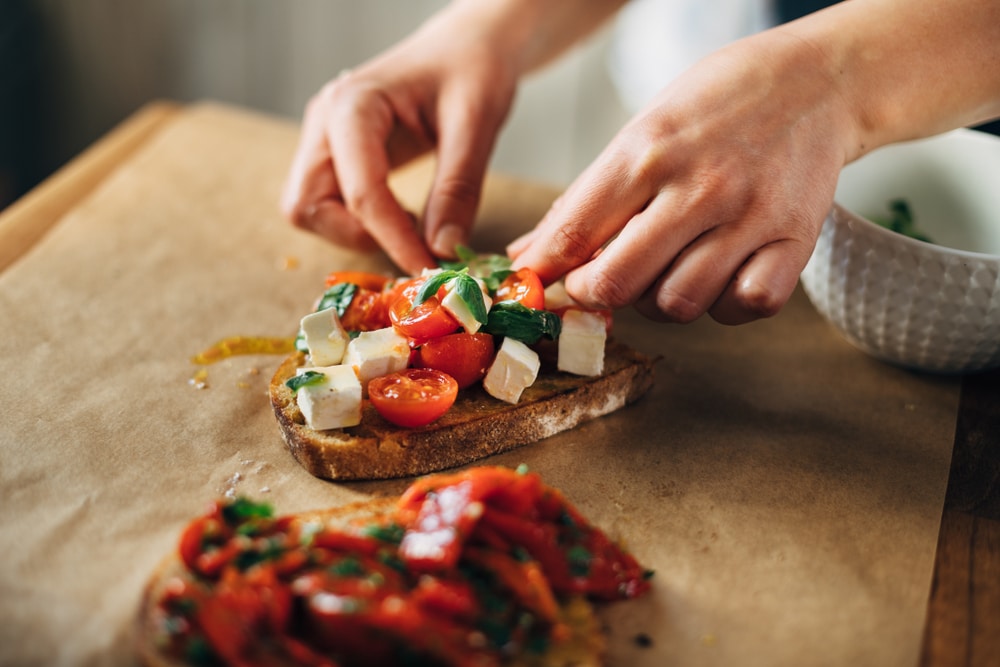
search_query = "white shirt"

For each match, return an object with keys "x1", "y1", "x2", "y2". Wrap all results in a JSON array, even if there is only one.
[{"x1": 608, "y1": 0, "x2": 778, "y2": 112}]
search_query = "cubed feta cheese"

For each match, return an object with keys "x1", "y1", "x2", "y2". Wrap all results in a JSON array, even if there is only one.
[
  {"x1": 295, "y1": 365, "x2": 362, "y2": 430},
  {"x1": 300, "y1": 307, "x2": 350, "y2": 366},
  {"x1": 557, "y1": 309, "x2": 606, "y2": 376},
  {"x1": 483, "y1": 337, "x2": 541, "y2": 404},
  {"x1": 441, "y1": 276, "x2": 492, "y2": 334},
  {"x1": 543, "y1": 280, "x2": 578, "y2": 310},
  {"x1": 344, "y1": 326, "x2": 411, "y2": 387}
]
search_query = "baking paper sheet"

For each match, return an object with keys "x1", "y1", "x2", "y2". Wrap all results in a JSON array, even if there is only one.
[{"x1": 0, "y1": 102, "x2": 961, "y2": 666}]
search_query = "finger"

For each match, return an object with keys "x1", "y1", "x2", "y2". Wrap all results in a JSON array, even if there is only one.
[
  {"x1": 628, "y1": 217, "x2": 763, "y2": 323},
  {"x1": 280, "y1": 96, "x2": 342, "y2": 224},
  {"x1": 328, "y1": 100, "x2": 436, "y2": 274},
  {"x1": 510, "y1": 156, "x2": 653, "y2": 284},
  {"x1": 560, "y1": 193, "x2": 712, "y2": 310},
  {"x1": 424, "y1": 98, "x2": 503, "y2": 259},
  {"x1": 707, "y1": 238, "x2": 810, "y2": 325},
  {"x1": 301, "y1": 199, "x2": 381, "y2": 254},
  {"x1": 506, "y1": 226, "x2": 539, "y2": 260}
]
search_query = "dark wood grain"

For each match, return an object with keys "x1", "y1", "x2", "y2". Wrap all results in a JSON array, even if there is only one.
[{"x1": 920, "y1": 368, "x2": 1000, "y2": 667}]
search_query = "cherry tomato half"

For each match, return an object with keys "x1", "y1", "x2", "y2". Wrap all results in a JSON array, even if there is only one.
[
  {"x1": 388, "y1": 278, "x2": 461, "y2": 343},
  {"x1": 495, "y1": 268, "x2": 545, "y2": 310},
  {"x1": 341, "y1": 287, "x2": 391, "y2": 331},
  {"x1": 324, "y1": 270, "x2": 391, "y2": 292},
  {"x1": 414, "y1": 333, "x2": 496, "y2": 389},
  {"x1": 368, "y1": 368, "x2": 459, "y2": 428}
]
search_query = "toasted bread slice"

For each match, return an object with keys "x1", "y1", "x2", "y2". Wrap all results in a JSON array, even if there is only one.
[
  {"x1": 269, "y1": 339, "x2": 655, "y2": 480},
  {"x1": 136, "y1": 498, "x2": 606, "y2": 667}
]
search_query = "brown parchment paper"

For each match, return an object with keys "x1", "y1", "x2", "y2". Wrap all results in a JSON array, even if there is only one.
[{"x1": 0, "y1": 102, "x2": 962, "y2": 667}]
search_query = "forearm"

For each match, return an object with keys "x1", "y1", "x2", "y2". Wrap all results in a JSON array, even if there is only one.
[
  {"x1": 781, "y1": 0, "x2": 1000, "y2": 160},
  {"x1": 423, "y1": 0, "x2": 627, "y2": 76}
]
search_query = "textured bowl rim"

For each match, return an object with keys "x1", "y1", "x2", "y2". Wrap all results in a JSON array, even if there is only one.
[{"x1": 829, "y1": 201, "x2": 1000, "y2": 263}]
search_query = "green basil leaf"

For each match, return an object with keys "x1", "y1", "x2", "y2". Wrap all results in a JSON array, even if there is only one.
[
  {"x1": 484, "y1": 301, "x2": 562, "y2": 344},
  {"x1": 413, "y1": 270, "x2": 458, "y2": 307},
  {"x1": 483, "y1": 269, "x2": 514, "y2": 294},
  {"x1": 315, "y1": 283, "x2": 357, "y2": 317},
  {"x1": 285, "y1": 370, "x2": 325, "y2": 392},
  {"x1": 438, "y1": 247, "x2": 512, "y2": 279},
  {"x1": 454, "y1": 274, "x2": 488, "y2": 324}
]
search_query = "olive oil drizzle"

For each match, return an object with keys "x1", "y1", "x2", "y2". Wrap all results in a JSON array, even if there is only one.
[{"x1": 189, "y1": 335, "x2": 296, "y2": 389}]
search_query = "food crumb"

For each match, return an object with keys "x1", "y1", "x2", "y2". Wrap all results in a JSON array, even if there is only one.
[
  {"x1": 702, "y1": 633, "x2": 716, "y2": 647},
  {"x1": 261, "y1": 486, "x2": 271, "y2": 494},
  {"x1": 281, "y1": 255, "x2": 300, "y2": 270},
  {"x1": 633, "y1": 632, "x2": 653, "y2": 648}
]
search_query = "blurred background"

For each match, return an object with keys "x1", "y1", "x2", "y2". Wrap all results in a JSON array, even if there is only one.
[{"x1": 0, "y1": 0, "x2": 630, "y2": 211}]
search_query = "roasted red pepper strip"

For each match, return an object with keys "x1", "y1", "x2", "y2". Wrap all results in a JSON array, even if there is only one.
[{"x1": 157, "y1": 467, "x2": 652, "y2": 667}]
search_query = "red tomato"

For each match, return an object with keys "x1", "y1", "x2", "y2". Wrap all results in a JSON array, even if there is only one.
[
  {"x1": 368, "y1": 368, "x2": 459, "y2": 428},
  {"x1": 340, "y1": 288, "x2": 390, "y2": 331},
  {"x1": 414, "y1": 333, "x2": 496, "y2": 389},
  {"x1": 324, "y1": 270, "x2": 391, "y2": 292},
  {"x1": 495, "y1": 268, "x2": 545, "y2": 310},
  {"x1": 388, "y1": 278, "x2": 461, "y2": 343}
]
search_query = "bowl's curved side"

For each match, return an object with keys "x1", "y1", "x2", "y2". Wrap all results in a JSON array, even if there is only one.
[{"x1": 801, "y1": 205, "x2": 1000, "y2": 374}]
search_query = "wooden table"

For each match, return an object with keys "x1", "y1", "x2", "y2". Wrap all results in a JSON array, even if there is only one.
[{"x1": 2, "y1": 101, "x2": 997, "y2": 666}]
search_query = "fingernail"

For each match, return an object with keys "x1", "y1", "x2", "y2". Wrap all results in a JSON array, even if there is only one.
[{"x1": 432, "y1": 223, "x2": 465, "y2": 257}]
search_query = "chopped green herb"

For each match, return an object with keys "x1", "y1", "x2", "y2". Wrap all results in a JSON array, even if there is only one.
[
  {"x1": 285, "y1": 370, "x2": 325, "y2": 392},
  {"x1": 221, "y1": 497, "x2": 274, "y2": 525},
  {"x1": 872, "y1": 198, "x2": 932, "y2": 243},
  {"x1": 363, "y1": 522, "x2": 406, "y2": 544},
  {"x1": 484, "y1": 301, "x2": 561, "y2": 344},
  {"x1": 566, "y1": 545, "x2": 592, "y2": 577},
  {"x1": 440, "y1": 246, "x2": 512, "y2": 277},
  {"x1": 185, "y1": 636, "x2": 216, "y2": 667},
  {"x1": 330, "y1": 556, "x2": 367, "y2": 577}
]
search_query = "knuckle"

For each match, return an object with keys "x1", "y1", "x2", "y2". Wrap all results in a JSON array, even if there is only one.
[
  {"x1": 582, "y1": 269, "x2": 635, "y2": 310},
  {"x1": 343, "y1": 187, "x2": 382, "y2": 219},
  {"x1": 433, "y1": 176, "x2": 481, "y2": 210},
  {"x1": 549, "y1": 225, "x2": 595, "y2": 265}
]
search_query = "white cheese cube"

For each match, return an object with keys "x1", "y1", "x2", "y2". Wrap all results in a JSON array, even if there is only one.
[
  {"x1": 300, "y1": 307, "x2": 350, "y2": 366},
  {"x1": 557, "y1": 309, "x2": 606, "y2": 376},
  {"x1": 344, "y1": 326, "x2": 411, "y2": 387},
  {"x1": 441, "y1": 277, "x2": 492, "y2": 334},
  {"x1": 295, "y1": 365, "x2": 362, "y2": 430},
  {"x1": 543, "y1": 281, "x2": 578, "y2": 310},
  {"x1": 483, "y1": 337, "x2": 540, "y2": 404}
]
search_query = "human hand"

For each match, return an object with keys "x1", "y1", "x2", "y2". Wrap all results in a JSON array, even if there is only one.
[
  {"x1": 280, "y1": 9, "x2": 519, "y2": 275},
  {"x1": 509, "y1": 30, "x2": 857, "y2": 325}
]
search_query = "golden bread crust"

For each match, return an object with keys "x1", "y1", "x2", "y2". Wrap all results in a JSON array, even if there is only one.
[{"x1": 269, "y1": 340, "x2": 656, "y2": 480}]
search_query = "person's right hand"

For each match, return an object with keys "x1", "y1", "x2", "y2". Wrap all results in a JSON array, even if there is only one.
[{"x1": 280, "y1": 8, "x2": 520, "y2": 275}]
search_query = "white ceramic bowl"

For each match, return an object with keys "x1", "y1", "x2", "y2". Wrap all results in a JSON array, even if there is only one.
[{"x1": 800, "y1": 128, "x2": 1000, "y2": 374}]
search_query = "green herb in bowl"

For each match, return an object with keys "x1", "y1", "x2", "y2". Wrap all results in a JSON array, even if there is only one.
[{"x1": 872, "y1": 199, "x2": 932, "y2": 243}]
